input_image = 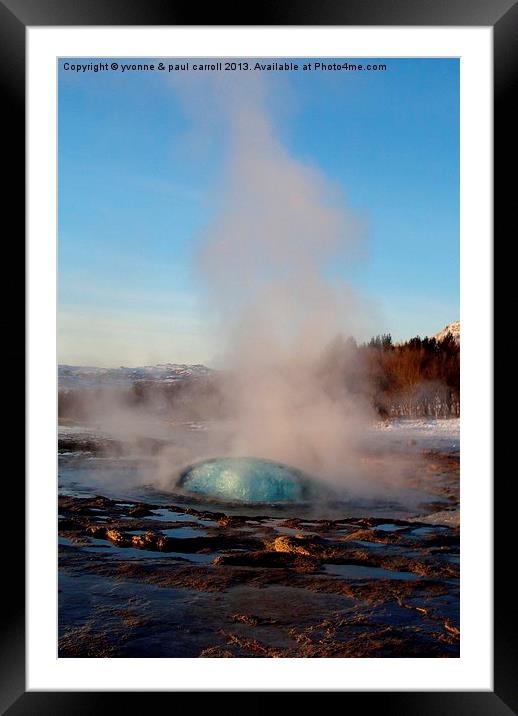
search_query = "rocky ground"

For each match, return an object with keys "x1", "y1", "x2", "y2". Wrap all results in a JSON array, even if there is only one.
[{"x1": 58, "y1": 445, "x2": 459, "y2": 658}]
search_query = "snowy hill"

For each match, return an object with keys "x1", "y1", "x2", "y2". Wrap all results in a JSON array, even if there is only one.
[
  {"x1": 433, "y1": 321, "x2": 460, "y2": 345},
  {"x1": 58, "y1": 363, "x2": 213, "y2": 389}
]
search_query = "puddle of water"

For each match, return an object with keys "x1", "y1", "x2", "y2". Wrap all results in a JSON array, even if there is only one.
[
  {"x1": 324, "y1": 563, "x2": 420, "y2": 580},
  {"x1": 262, "y1": 519, "x2": 317, "y2": 537},
  {"x1": 84, "y1": 537, "x2": 214, "y2": 563},
  {"x1": 351, "y1": 540, "x2": 386, "y2": 549},
  {"x1": 375, "y1": 524, "x2": 406, "y2": 533},
  {"x1": 411, "y1": 526, "x2": 439, "y2": 536},
  {"x1": 411, "y1": 527, "x2": 433, "y2": 536},
  {"x1": 275, "y1": 526, "x2": 307, "y2": 536},
  {"x1": 147, "y1": 508, "x2": 214, "y2": 526},
  {"x1": 262, "y1": 522, "x2": 304, "y2": 537},
  {"x1": 124, "y1": 527, "x2": 208, "y2": 539},
  {"x1": 172, "y1": 552, "x2": 213, "y2": 564}
]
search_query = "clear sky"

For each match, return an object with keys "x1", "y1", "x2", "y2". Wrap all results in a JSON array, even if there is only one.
[{"x1": 58, "y1": 58, "x2": 459, "y2": 368}]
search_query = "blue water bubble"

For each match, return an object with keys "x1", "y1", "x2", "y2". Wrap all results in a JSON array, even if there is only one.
[{"x1": 179, "y1": 457, "x2": 313, "y2": 504}]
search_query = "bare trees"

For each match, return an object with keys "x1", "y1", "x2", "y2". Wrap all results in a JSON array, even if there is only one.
[{"x1": 359, "y1": 333, "x2": 460, "y2": 418}]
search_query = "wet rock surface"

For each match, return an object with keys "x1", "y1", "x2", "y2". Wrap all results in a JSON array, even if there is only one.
[{"x1": 58, "y1": 450, "x2": 459, "y2": 658}]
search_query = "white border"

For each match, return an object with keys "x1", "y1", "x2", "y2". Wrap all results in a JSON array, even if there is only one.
[{"x1": 27, "y1": 27, "x2": 492, "y2": 691}]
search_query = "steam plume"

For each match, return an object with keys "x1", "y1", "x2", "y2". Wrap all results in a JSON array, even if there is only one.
[{"x1": 192, "y1": 70, "x2": 375, "y2": 489}]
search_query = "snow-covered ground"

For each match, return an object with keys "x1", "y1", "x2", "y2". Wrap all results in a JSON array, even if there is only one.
[
  {"x1": 371, "y1": 418, "x2": 460, "y2": 455},
  {"x1": 58, "y1": 363, "x2": 213, "y2": 389},
  {"x1": 59, "y1": 417, "x2": 460, "y2": 454}
]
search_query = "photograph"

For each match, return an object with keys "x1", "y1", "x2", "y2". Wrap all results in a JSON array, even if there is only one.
[{"x1": 57, "y1": 56, "x2": 460, "y2": 659}]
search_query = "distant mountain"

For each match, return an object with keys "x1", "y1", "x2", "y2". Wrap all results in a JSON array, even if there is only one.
[
  {"x1": 58, "y1": 363, "x2": 213, "y2": 389},
  {"x1": 433, "y1": 321, "x2": 460, "y2": 345}
]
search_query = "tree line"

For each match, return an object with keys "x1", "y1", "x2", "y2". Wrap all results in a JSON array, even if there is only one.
[{"x1": 319, "y1": 331, "x2": 460, "y2": 418}]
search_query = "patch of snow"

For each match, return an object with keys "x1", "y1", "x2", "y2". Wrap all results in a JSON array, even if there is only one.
[
  {"x1": 433, "y1": 321, "x2": 460, "y2": 344},
  {"x1": 372, "y1": 418, "x2": 459, "y2": 454},
  {"x1": 58, "y1": 362, "x2": 213, "y2": 389}
]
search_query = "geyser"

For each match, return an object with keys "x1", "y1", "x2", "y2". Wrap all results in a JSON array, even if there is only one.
[{"x1": 178, "y1": 457, "x2": 314, "y2": 503}]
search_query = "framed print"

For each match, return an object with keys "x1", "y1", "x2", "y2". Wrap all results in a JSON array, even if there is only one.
[{"x1": 2, "y1": 0, "x2": 507, "y2": 709}]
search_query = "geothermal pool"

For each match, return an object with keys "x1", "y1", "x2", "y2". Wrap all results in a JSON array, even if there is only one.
[{"x1": 179, "y1": 457, "x2": 314, "y2": 504}]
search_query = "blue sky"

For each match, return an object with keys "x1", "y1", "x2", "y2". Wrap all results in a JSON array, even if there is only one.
[{"x1": 58, "y1": 58, "x2": 459, "y2": 367}]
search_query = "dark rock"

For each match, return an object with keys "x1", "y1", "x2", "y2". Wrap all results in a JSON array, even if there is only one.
[
  {"x1": 128, "y1": 505, "x2": 154, "y2": 518},
  {"x1": 214, "y1": 550, "x2": 320, "y2": 572}
]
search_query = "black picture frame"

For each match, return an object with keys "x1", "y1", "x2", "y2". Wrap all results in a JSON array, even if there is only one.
[{"x1": 3, "y1": 0, "x2": 504, "y2": 710}]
